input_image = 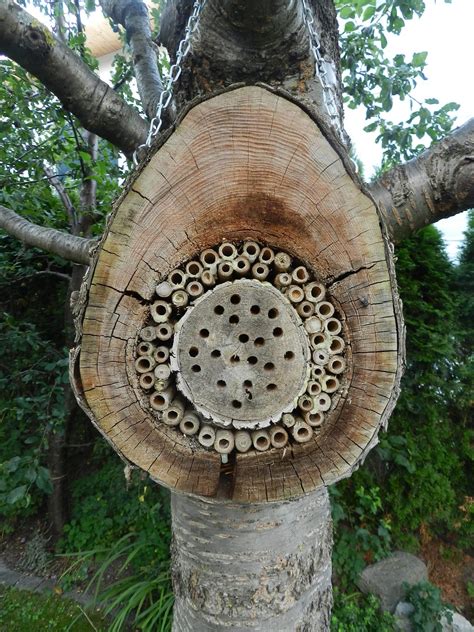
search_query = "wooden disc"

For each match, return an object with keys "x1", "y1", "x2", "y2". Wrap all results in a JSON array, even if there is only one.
[{"x1": 72, "y1": 86, "x2": 402, "y2": 502}]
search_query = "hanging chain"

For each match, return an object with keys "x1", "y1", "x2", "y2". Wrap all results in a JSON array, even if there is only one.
[
  {"x1": 133, "y1": 0, "x2": 207, "y2": 165},
  {"x1": 301, "y1": 0, "x2": 344, "y2": 141},
  {"x1": 133, "y1": 0, "x2": 343, "y2": 164}
]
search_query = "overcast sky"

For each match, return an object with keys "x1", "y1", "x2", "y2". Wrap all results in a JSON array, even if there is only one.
[{"x1": 343, "y1": 0, "x2": 473, "y2": 259}]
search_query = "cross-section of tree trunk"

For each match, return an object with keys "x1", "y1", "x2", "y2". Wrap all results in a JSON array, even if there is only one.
[{"x1": 71, "y1": 86, "x2": 403, "y2": 503}]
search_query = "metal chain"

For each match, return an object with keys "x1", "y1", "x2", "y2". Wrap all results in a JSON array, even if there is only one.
[
  {"x1": 133, "y1": 0, "x2": 207, "y2": 165},
  {"x1": 301, "y1": 0, "x2": 344, "y2": 141}
]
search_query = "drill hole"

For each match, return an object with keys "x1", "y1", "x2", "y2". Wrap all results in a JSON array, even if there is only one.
[
  {"x1": 232, "y1": 400, "x2": 242, "y2": 409},
  {"x1": 217, "y1": 380, "x2": 226, "y2": 387},
  {"x1": 284, "y1": 351, "x2": 294, "y2": 360},
  {"x1": 243, "y1": 380, "x2": 253, "y2": 388},
  {"x1": 266, "y1": 383, "x2": 277, "y2": 391},
  {"x1": 264, "y1": 362, "x2": 275, "y2": 371},
  {"x1": 239, "y1": 333, "x2": 249, "y2": 343},
  {"x1": 250, "y1": 305, "x2": 260, "y2": 315},
  {"x1": 191, "y1": 364, "x2": 201, "y2": 373},
  {"x1": 254, "y1": 337, "x2": 265, "y2": 347},
  {"x1": 230, "y1": 354, "x2": 240, "y2": 364},
  {"x1": 189, "y1": 347, "x2": 199, "y2": 357},
  {"x1": 211, "y1": 349, "x2": 221, "y2": 358},
  {"x1": 214, "y1": 305, "x2": 224, "y2": 315},
  {"x1": 268, "y1": 308, "x2": 279, "y2": 319},
  {"x1": 199, "y1": 328, "x2": 209, "y2": 338},
  {"x1": 273, "y1": 327, "x2": 283, "y2": 337},
  {"x1": 229, "y1": 315, "x2": 239, "y2": 324},
  {"x1": 247, "y1": 356, "x2": 258, "y2": 365},
  {"x1": 230, "y1": 294, "x2": 241, "y2": 304}
]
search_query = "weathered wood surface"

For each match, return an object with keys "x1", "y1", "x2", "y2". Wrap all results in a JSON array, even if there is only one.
[{"x1": 72, "y1": 85, "x2": 403, "y2": 502}]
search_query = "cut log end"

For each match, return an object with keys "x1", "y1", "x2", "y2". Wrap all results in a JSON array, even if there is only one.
[{"x1": 72, "y1": 86, "x2": 402, "y2": 503}]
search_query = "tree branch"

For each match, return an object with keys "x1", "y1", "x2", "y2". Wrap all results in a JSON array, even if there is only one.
[
  {"x1": 371, "y1": 119, "x2": 474, "y2": 243},
  {"x1": 0, "y1": 1, "x2": 147, "y2": 156},
  {"x1": 0, "y1": 204, "x2": 94, "y2": 265},
  {"x1": 43, "y1": 164, "x2": 77, "y2": 231},
  {"x1": 99, "y1": 0, "x2": 163, "y2": 119}
]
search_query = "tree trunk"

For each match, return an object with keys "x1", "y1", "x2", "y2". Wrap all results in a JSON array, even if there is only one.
[{"x1": 171, "y1": 488, "x2": 333, "y2": 631}]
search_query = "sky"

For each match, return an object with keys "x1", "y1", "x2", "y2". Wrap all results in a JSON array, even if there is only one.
[{"x1": 343, "y1": 0, "x2": 474, "y2": 259}]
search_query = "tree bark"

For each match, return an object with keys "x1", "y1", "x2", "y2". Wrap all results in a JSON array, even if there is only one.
[
  {"x1": 371, "y1": 118, "x2": 474, "y2": 243},
  {"x1": 0, "y1": 204, "x2": 94, "y2": 264},
  {"x1": 171, "y1": 488, "x2": 333, "y2": 631},
  {"x1": 99, "y1": 0, "x2": 163, "y2": 119},
  {"x1": 0, "y1": 1, "x2": 147, "y2": 156}
]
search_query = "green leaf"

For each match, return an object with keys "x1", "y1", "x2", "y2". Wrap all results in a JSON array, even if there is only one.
[
  {"x1": 7, "y1": 485, "x2": 27, "y2": 504},
  {"x1": 412, "y1": 51, "x2": 428, "y2": 67}
]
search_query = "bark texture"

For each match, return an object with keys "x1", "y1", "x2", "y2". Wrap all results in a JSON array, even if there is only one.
[
  {"x1": 0, "y1": 204, "x2": 94, "y2": 265},
  {"x1": 371, "y1": 118, "x2": 474, "y2": 243},
  {"x1": 171, "y1": 488, "x2": 333, "y2": 631},
  {"x1": 0, "y1": 1, "x2": 147, "y2": 156},
  {"x1": 99, "y1": 0, "x2": 163, "y2": 119},
  {"x1": 159, "y1": 0, "x2": 344, "y2": 138}
]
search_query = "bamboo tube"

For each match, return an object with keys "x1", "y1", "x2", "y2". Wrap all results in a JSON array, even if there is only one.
[
  {"x1": 168, "y1": 269, "x2": 187, "y2": 290},
  {"x1": 185, "y1": 260, "x2": 203, "y2": 278},
  {"x1": 274, "y1": 251, "x2": 292, "y2": 272},
  {"x1": 154, "y1": 363, "x2": 171, "y2": 381},
  {"x1": 156, "y1": 281, "x2": 173, "y2": 298},
  {"x1": 310, "y1": 332, "x2": 330, "y2": 349},
  {"x1": 179, "y1": 412, "x2": 200, "y2": 436},
  {"x1": 269, "y1": 426, "x2": 289, "y2": 448},
  {"x1": 298, "y1": 394, "x2": 314, "y2": 412},
  {"x1": 312, "y1": 392, "x2": 331, "y2": 412},
  {"x1": 324, "y1": 317, "x2": 342, "y2": 336},
  {"x1": 312, "y1": 348, "x2": 329, "y2": 366},
  {"x1": 305, "y1": 316, "x2": 323, "y2": 334},
  {"x1": 137, "y1": 341, "x2": 155, "y2": 356},
  {"x1": 322, "y1": 375, "x2": 340, "y2": 393},
  {"x1": 304, "y1": 410, "x2": 324, "y2": 428},
  {"x1": 258, "y1": 247, "x2": 275, "y2": 265},
  {"x1": 251, "y1": 262, "x2": 269, "y2": 281},
  {"x1": 297, "y1": 301, "x2": 314, "y2": 319},
  {"x1": 198, "y1": 424, "x2": 216, "y2": 448},
  {"x1": 287, "y1": 285, "x2": 304, "y2": 303},
  {"x1": 329, "y1": 336, "x2": 345, "y2": 355},
  {"x1": 327, "y1": 355, "x2": 346, "y2": 374},
  {"x1": 150, "y1": 386, "x2": 175, "y2": 411},
  {"x1": 292, "y1": 420, "x2": 313, "y2": 443},
  {"x1": 140, "y1": 326, "x2": 157, "y2": 342},
  {"x1": 200, "y1": 249, "x2": 220, "y2": 273},
  {"x1": 252, "y1": 429, "x2": 271, "y2": 452},
  {"x1": 139, "y1": 372, "x2": 155, "y2": 390},
  {"x1": 274, "y1": 272, "x2": 292, "y2": 289},
  {"x1": 307, "y1": 380, "x2": 322, "y2": 396},
  {"x1": 135, "y1": 355, "x2": 156, "y2": 373},
  {"x1": 201, "y1": 269, "x2": 216, "y2": 287},
  {"x1": 217, "y1": 260, "x2": 234, "y2": 280},
  {"x1": 242, "y1": 241, "x2": 260, "y2": 263},
  {"x1": 304, "y1": 282, "x2": 326, "y2": 303},
  {"x1": 172, "y1": 289, "x2": 189, "y2": 308},
  {"x1": 218, "y1": 242, "x2": 238, "y2": 260},
  {"x1": 163, "y1": 398, "x2": 185, "y2": 426},
  {"x1": 151, "y1": 300, "x2": 172, "y2": 323},
  {"x1": 282, "y1": 413, "x2": 296, "y2": 428},
  {"x1": 235, "y1": 430, "x2": 252, "y2": 453},
  {"x1": 311, "y1": 365, "x2": 326, "y2": 380},
  {"x1": 153, "y1": 346, "x2": 170, "y2": 364},
  {"x1": 315, "y1": 301, "x2": 335, "y2": 319},
  {"x1": 292, "y1": 266, "x2": 309, "y2": 284},
  {"x1": 156, "y1": 323, "x2": 173, "y2": 341},
  {"x1": 233, "y1": 255, "x2": 251, "y2": 276},
  {"x1": 154, "y1": 378, "x2": 171, "y2": 392},
  {"x1": 214, "y1": 429, "x2": 235, "y2": 454},
  {"x1": 187, "y1": 280, "x2": 204, "y2": 299}
]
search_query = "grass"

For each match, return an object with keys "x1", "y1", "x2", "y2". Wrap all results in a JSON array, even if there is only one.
[{"x1": 0, "y1": 586, "x2": 107, "y2": 631}]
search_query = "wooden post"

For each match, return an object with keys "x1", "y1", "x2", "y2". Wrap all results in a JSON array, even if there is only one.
[{"x1": 71, "y1": 86, "x2": 404, "y2": 628}]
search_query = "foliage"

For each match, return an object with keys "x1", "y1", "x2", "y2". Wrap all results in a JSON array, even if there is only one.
[
  {"x1": 331, "y1": 589, "x2": 395, "y2": 631},
  {"x1": 335, "y1": 0, "x2": 459, "y2": 167},
  {"x1": 0, "y1": 586, "x2": 107, "y2": 631},
  {"x1": 404, "y1": 581, "x2": 453, "y2": 632}
]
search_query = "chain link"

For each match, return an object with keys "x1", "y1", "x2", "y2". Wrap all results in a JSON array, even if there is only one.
[
  {"x1": 133, "y1": 0, "x2": 343, "y2": 164},
  {"x1": 301, "y1": 0, "x2": 344, "y2": 140},
  {"x1": 133, "y1": 0, "x2": 207, "y2": 165}
]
